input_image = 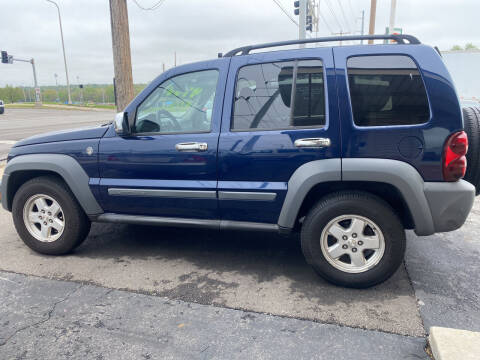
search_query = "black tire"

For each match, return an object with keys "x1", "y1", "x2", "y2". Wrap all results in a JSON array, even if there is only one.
[
  {"x1": 0, "y1": 108, "x2": 4, "y2": 114},
  {"x1": 12, "y1": 176, "x2": 91, "y2": 255},
  {"x1": 301, "y1": 191, "x2": 406, "y2": 288},
  {"x1": 463, "y1": 107, "x2": 480, "y2": 195}
]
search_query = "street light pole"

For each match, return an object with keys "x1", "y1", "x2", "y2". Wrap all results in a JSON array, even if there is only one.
[{"x1": 46, "y1": 0, "x2": 72, "y2": 105}]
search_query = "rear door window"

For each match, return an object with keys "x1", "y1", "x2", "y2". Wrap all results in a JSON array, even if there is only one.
[
  {"x1": 232, "y1": 59, "x2": 326, "y2": 131},
  {"x1": 347, "y1": 55, "x2": 430, "y2": 127}
]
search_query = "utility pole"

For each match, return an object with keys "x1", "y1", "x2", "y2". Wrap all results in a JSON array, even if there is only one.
[
  {"x1": 46, "y1": 0, "x2": 72, "y2": 104},
  {"x1": 299, "y1": 0, "x2": 307, "y2": 47},
  {"x1": 360, "y1": 10, "x2": 365, "y2": 44},
  {"x1": 109, "y1": 0, "x2": 134, "y2": 112},
  {"x1": 54, "y1": 73, "x2": 60, "y2": 102},
  {"x1": 174, "y1": 52, "x2": 177, "y2": 67},
  {"x1": 368, "y1": 0, "x2": 377, "y2": 44}
]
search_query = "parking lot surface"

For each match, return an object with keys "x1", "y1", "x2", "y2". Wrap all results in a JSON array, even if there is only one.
[
  {"x1": 0, "y1": 207, "x2": 424, "y2": 337},
  {"x1": 0, "y1": 271, "x2": 428, "y2": 360},
  {"x1": 1, "y1": 109, "x2": 480, "y2": 359},
  {"x1": 0, "y1": 108, "x2": 113, "y2": 159}
]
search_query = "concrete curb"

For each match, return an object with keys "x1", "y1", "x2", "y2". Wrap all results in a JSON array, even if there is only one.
[{"x1": 429, "y1": 327, "x2": 480, "y2": 360}]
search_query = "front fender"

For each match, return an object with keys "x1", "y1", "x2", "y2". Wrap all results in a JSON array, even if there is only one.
[{"x1": 1, "y1": 154, "x2": 103, "y2": 215}]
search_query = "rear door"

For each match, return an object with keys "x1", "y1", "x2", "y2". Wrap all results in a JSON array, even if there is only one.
[{"x1": 217, "y1": 49, "x2": 340, "y2": 224}]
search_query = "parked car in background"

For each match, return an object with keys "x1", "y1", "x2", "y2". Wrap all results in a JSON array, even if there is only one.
[
  {"x1": 1, "y1": 34, "x2": 479, "y2": 288},
  {"x1": 0, "y1": 100, "x2": 4, "y2": 114},
  {"x1": 461, "y1": 99, "x2": 480, "y2": 107}
]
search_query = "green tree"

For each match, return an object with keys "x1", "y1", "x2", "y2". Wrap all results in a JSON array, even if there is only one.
[
  {"x1": 450, "y1": 44, "x2": 463, "y2": 51},
  {"x1": 465, "y1": 43, "x2": 478, "y2": 50}
]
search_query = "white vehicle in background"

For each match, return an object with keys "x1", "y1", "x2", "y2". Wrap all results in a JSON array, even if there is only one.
[{"x1": 0, "y1": 100, "x2": 4, "y2": 114}]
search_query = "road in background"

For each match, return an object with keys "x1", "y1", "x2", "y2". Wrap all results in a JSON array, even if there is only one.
[{"x1": 0, "y1": 108, "x2": 114, "y2": 159}]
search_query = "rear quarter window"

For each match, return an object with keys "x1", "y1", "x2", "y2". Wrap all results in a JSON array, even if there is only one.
[{"x1": 347, "y1": 55, "x2": 430, "y2": 127}]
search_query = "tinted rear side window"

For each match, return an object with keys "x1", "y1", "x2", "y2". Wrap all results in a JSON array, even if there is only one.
[
  {"x1": 347, "y1": 55, "x2": 429, "y2": 127},
  {"x1": 232, "y1": 60, "x2": 325, "y2": 131}
]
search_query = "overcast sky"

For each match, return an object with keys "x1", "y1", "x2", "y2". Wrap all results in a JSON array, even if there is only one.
[{"x1": 0, "y1": 0, "x2": 479, "y2": 87}]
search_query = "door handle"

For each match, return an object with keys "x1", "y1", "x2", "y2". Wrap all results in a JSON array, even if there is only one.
[
  {"x1": 294, "y1": 138, "x2": 331, "y2": 148},
  {"x1": 175, "y1": 142, "x2": 208, "y2": 152}
]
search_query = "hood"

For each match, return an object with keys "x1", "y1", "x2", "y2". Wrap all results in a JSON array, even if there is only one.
[{"x1": 13, "y1": 125, "x2": 110, "y2": 147}]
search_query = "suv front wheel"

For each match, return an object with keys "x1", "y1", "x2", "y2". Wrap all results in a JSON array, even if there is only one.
[
  {"x1": 12, "y1": 176, "x2": 91, "y2": 255},
  {"x1": 301, "y1": 191, "x2": 406, "y2": 288}
]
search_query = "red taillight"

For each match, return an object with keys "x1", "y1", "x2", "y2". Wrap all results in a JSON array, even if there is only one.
[{"x1": 443, "y1": 131, "x2": 468, "y2": 182}]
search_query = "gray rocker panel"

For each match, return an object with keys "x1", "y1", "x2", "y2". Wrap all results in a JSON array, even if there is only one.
[{"x1": 1, "y1": 154, "x2": 103, "y2": 215}]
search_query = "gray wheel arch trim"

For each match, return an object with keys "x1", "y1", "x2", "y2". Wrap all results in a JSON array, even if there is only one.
[
  {"x1": 278, "y1": 158, "x2": 437, "y2": 236},
  {"x1": 342, "y1": 158, "x2": 434, "y2": 235},
  {"x1": 1, "y1": 154, "x2": 103, "y2": 215},
  {"x1": 278, "y1": 159, "x2": 342, "y2": 229}
]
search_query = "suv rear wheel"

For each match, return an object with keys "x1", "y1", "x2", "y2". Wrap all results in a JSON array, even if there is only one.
[
  {"x1": 301, "y1": 191, "x2": 406, "y2": 288},
  {"x1": 12, "y1": 176, "x2": 91, "y2": 255}
]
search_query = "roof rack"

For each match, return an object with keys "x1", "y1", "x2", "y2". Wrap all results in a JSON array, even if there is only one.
[{"x1": 224, "y1": 34, "x2": 421, "y2": 57}]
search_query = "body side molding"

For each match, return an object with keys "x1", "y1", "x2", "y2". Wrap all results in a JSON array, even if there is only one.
[
  {"x1": 218, "y1": 191, "x2": 277, "y2": 201},
  {"x1": 108, "y1": 188, "x2": 216, "y2": 199},
  {"x1": 1, "y1": 154, "x2": 103, "y2": 215}
]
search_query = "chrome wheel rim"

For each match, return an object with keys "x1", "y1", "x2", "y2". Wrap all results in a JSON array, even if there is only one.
[
  {"x1": 23, "y1": 194, "x2": 65, "y2": 242},
  {"x1": 320, "y1": 215, "x2": 385, "y2": 274}
]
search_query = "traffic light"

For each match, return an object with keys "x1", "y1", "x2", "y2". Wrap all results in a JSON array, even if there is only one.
[
  {"x1": 294, "y1": 1, "x2": 299, "y2": 15},
  {"x1": 306, "y1": 15, "x2": 313, "y2": 32},
  {"x1": 1, "y1": 51, "x2": 8, "y2": 64}
]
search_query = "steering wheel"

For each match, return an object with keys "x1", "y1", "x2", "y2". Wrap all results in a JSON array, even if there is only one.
[{"x1": 158, "y1": 109, "x2": 181, "y2": 131}]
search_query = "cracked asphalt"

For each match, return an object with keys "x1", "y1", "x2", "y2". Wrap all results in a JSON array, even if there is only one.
[
  {"x1": 0, "y1": 272, "x2": 428, "y2": 360},
  {"x1": 1, "y1": 109, "x2": 479, "y2": 359}
]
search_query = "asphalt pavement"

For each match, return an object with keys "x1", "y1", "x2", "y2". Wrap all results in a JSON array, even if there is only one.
[
  {"x1": 0, "y1": 108, "x2": 113, "y2": 159},
  {"x1": 1, "y1": 108, "x2": 479, "y2": 359}
]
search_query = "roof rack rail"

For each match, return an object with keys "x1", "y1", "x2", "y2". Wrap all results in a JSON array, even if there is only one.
[{"x1": 224, "y1": 34, "x2": 421, "y2": 57}]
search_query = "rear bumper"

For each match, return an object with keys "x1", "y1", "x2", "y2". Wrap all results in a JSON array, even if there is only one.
[{"x1": 421, "y1": 180, "x2": 475, "y2": 235}]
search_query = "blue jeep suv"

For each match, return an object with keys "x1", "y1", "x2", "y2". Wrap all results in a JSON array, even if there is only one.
[{"x1": 1, "y1": 35, "x2": 478, "y2": 288}]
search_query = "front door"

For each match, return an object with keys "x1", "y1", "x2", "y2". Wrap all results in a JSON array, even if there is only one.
[
  {"x1": 217, "y1": 48, "x2": 340, "y2": 224},
  {"x1": 97, "y1": 59, "x2": 229, "y2": 219}
]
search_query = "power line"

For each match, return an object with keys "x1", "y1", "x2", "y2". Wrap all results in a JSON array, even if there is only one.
[
  {"x1": 323, "y1": 0, "x2": 343, "y2": 32},
  {"x1": 272, "y1": 0, "x2": 299, "y2": 27},
  {"x1": 131, "y1": 0, "x2": 166, "y2": 11},
  {"x1": 347, "y1": 0, "x2": 357, "y2": 20},
  {"x1": 319, "y1": 12, "x2": 334, "y2": 34},
  {"x1": 335, "y1": 0, "x2": 353, "y2": 33}
]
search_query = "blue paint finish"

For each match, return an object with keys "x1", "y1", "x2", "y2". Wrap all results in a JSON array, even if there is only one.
[
  {"x1": 217, "y1": 181, "x2": 287, "y2": 191},
  {"x1": 8, "y1": 138, "x2": 102, "y2": 179},
  {"x1": 217, "y1": 48, "x2": 340, "y2": 223},
  {"x1": 333, "y1": 44, "x2": 462, "y2": 181},
  {"x1": 97, "y1": 58, "x2": 231, "y2": 219},
  {"x1": 14, "y1": 126, "x2": 109, "y2": 147}
]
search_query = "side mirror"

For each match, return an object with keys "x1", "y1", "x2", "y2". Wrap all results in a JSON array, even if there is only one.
[{"x1": 114, "y1": 112, "x2": 130, "y2": 135}]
